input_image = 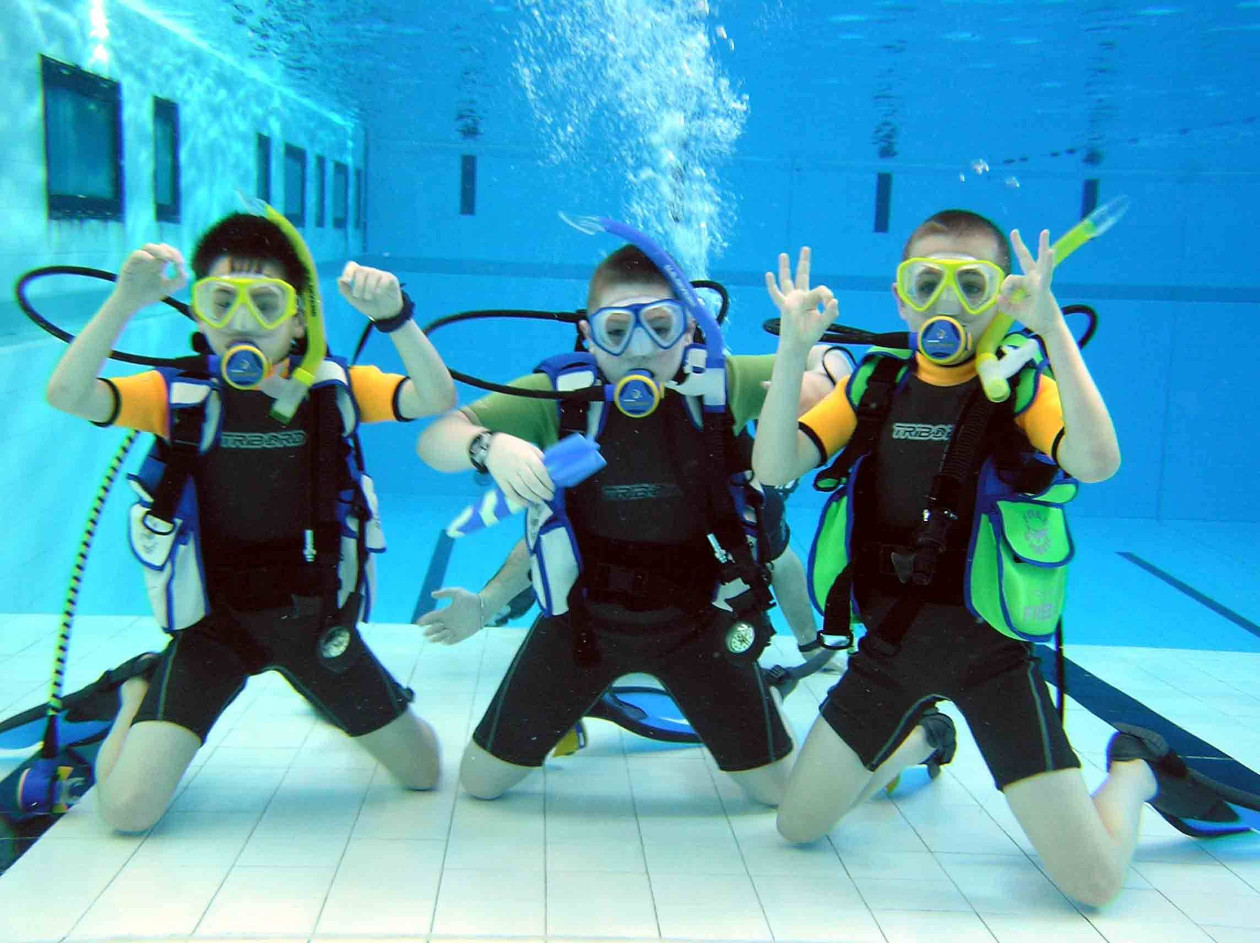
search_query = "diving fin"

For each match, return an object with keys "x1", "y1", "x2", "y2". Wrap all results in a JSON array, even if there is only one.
[
  {"x1": 585, "y1": 687, "x2": 701, "y2": 745},
  {"x1": 0, "y1": 652, "x2": 158, "y2": 750},
  {"x1": 1108, "y1": 723, "x2": 1260, "y2": 838}
]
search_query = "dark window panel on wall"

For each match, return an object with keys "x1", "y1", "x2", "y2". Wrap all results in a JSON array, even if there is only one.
[
  {"x1": 333, "y1": 161, "x2": 348, "y2": 229},
  {"x1": 256, "y1": 133, "x2": 271, "y2": 203},
  {"x1": 460, "y1": 155, "x2": 477, "y2": 216},
  {"x1": 315, "y1": 155, "x2": 326, "y2": 227},
  {"x1": 41, "y1": 56, "x2": 124, "y2": 221},
  {"x1": 354, "y1": 168, "x2": 363, "y2": 230},
  {"x1": 284, "y1": 144, "x2": 306, "y2": 226},
  {"x1": 153, "y1": 97, "x2": 180, "y2": 223}
]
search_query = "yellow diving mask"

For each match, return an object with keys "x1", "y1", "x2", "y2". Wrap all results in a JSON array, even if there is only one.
[
  {"x1": 191, "y1": 276, "x2": 299, "y2": 330},
  {"x1": 895, "y1": 257, "x2": 1005, "y2": 316}
]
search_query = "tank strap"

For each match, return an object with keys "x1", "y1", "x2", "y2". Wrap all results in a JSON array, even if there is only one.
[
  {"x1": 146, "y1": 389, "x2": 209, "y2": 529},
  {"x1": 815, "y1": 355, "x2": 906, "y2": 491}
]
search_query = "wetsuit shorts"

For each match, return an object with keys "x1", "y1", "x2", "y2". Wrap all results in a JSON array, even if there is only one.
[
  {"x1": 820, "y1": 596, "x2": 1079, "y2": 790},
  {"x1": 473, "y1": 606, "x2": 794, "y2": 771},
  {"x1": 133, "y1": 599, "x2": 412, "y2": 742}
]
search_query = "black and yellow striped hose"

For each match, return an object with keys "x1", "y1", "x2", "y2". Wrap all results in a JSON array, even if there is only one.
[{"x1": 41, "y1": 429, "x2": 140, "y2": 758}]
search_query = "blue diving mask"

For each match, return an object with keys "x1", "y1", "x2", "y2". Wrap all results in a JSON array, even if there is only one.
[{"x1": 587, "y1": 299, "x2": 689, "y2": 356}]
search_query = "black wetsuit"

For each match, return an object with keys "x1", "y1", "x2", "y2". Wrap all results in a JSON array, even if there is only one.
[
  {"x1": 817, "y1": 370, "x2": 1079, "y2": 790},
  {"x1": 473, "y1": 398, "x2": 793, "y2": 770}
]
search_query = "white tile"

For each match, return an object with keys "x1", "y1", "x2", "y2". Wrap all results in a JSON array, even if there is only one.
[
  {"x1": 1205, "y1": 928, "x2": 1260, "y2": 943},
  {"x1": 131, "y1": 811, "x2": 259, "y2": 868},
  {"x1": 315, "y1": 839, "x2": 445, "y2": 936},
  {"x1": 546, "y1": 838, "x2": 648, "y2": 873},
  {"x1": 756, "y1": 872, "x2": 883, "y2": 942},
  {"x1": 650, "y1": 871, "x2": 771, "y2": 940},
  {"x1": 1083, "y1": 887, "x2": 1216, "y2": 943},
  {"x1": 981, "y1": 912, "x2": 1106, "y2": 942},
  {"x1": 195, "y1": 865, "x2": 336, "y2": 937},
  {"x1": 852, "y1": 875, "x2": 975, "y2": 912},
  {"x1": 734, "y1": 821, "x2": 849, "y2": 877},
  {"x1": 236, "y1": 828, "x2": 351, "y2": 868},
  {"x1": 546, "y1": 869, "x2": 658, "y2": 938},
  {"x1": 352, "y1": 776, "x2": 456, "y2": 841},
  {"x1": 935, "y1": 852, "x2": 1077, "y2": 915},
  {"x1": 169, "y1": 764, "x2": 286, "y2": 813},
  {"x1": 0, "y1": 837, "x2": 138, "y2": 942},
  {"x1": 877, "y1": 909, "x2": 999, "y2": 942},
  {"x1": 431, "y1": 868, "x2": 545, "y2": 936},
  {"x1": 68, "y1": 860, "x2": 228, "y2": 939},
  {"x1": 840, "y1": 849, "x2": 951, "y2": 882},
  {"x1": 644, "y1": 836, "x2": 745, "y2": 875}
]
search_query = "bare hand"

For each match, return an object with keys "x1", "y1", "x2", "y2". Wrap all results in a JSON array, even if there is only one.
[
  {"x1": 765, "y1": 248, "x2": 838, "y2": 353},
  {"x1": 113, "y1": 244, "x2": 187, "y2": 310},
  {"x1": 486, "y1": 434, "x2": 555, "y2": 506},
  {"x1": 999, "y1": 229, "x2": 1061, "y2": 335},
  {"x1": 338, "y1": 262, "x2": 405, "y2": 323},
  {"x1": 417, "y1": 587, "x2": 483, "y2": 644}
]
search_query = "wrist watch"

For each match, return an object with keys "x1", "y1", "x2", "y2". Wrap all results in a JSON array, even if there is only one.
[{"x1": 468, "y1": 430, "x2": 494, "y2": 473}]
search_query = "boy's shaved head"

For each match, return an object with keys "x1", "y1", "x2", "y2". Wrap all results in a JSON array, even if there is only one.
[
  {"x1": 586, "y1": 244, "x2": 672, "y2": 311},
  {"x1": 903, "y1": 209, "x2": 1012, "y2": 274}
]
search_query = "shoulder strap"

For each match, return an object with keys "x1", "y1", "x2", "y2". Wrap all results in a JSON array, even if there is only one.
[
  {"x1": 815, "y1": 354, "x2": 908, "y2": 490},
  {"x1": 146, "y1": 372, "x2": 213, "y2": 528},
  {"x1": 310, "y1": 381, "x2": 349, "y2": 613},
  {"x1": 534, "y1": 352, "x2": 600, "y2": 440}
]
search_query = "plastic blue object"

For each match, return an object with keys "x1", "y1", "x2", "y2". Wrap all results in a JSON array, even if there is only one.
[
  {"x1": 446, "y1": 434, "x2": 606, "y2": 537},
  {"x1": 544, "y1": 432, "x2": 607, "y2": 487}
]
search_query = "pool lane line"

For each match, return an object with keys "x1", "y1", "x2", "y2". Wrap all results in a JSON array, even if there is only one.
[{"x1": 1118, "y1": 552, "x2": 1260, "y2": 641}]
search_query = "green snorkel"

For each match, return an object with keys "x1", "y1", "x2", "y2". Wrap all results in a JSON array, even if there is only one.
[
  {"x1": 239, "y1": 195, "x2": 327, "y2": 423},
  {"x1": 975, "y1": 194, "x2": 1129, "y2": 402}
]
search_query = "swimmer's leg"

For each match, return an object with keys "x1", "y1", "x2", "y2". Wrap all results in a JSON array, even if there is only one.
[
  {"x1": 459, "y1": 739, "x2": 535, "y2": 800},
  {"x1": 769, "y1": 546, "x2": 820, "y2": 652},
  {"x1": 354, "y1": 710, "x2": 440, "y2": 790},
  {"x1": 1003, "y1": 764, "x2": 1154, "y2": 908},
  {"x1": 95, "y1": 629, "x2": 244, "y2": 833},
  {"x1": 777, "y1": 715, "x2": 934, "y2": 843}
]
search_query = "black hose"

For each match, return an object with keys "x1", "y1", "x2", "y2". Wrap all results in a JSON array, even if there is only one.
[{"x1": 15, "y1": 266, "x2": 193, "y2": 368}]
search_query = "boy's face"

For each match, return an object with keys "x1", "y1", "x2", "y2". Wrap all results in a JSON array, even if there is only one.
[
  {"x1": 893, "y1": 230, "x2": 1007, "y2": 343},
  {"x1": 198, "y1": 256, "x2": 305, "y2": 367},
  {"x1": 580, "y1": 278, "x2": 696, "y2": 383}
]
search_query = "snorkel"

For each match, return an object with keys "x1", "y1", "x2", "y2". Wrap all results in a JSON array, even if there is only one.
[
  {"x1": 975, "y1": 194, "x2": 1129, "y2": 402},
  {"x1": 235, "y1": 194, "x2": 327, "y2": 423},
  {"x1": 561, "y1": 213, "x2": 727, "y2": 416}
]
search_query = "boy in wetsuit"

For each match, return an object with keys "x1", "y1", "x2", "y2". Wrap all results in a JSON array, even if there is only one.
[
  {"x1": 417, "y1": 243, "x2": 948, "y2": 804},
  {"x1": 45, "y1": 212, "x2": 455, "y2": 832},
  {"x1": 755, "y1": 213, "x2": 1214, "y2": 907}
]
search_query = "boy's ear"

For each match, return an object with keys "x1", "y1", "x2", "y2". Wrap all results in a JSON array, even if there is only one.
[{"x1": 891, "y1": 283, "x2": 912, "y2": 325}]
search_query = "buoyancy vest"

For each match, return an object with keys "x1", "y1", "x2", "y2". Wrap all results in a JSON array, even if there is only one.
[
  {"x1": 807, "y1": 334, "x2": 1077, "y2": 643},
  {"x1": 524, "y1": 352, "x2": 774, "y2": 657},
  {"x1": 127, "y1": 356, "x2": 385, "y2": 632}
]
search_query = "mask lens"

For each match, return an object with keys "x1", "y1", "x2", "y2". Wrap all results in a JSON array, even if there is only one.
[
  {"x1": 592, "y1": 308, "x2": 634, "y2": 353},
  {"x1": 193, "y1": 279, "x2": 240, "y2": 327},
  {"x1": 901, "y1": 261, "x2": 946, "y2": 310},
  {"x1": 642, "y1": 302, "x2": 684, "y2": 347},
  {"x1": 246, "y1": 282, "x2": 293, "y2": 327},
  {"x1": 955, "y1": 263, "x2": 1000, "y2": 314}
]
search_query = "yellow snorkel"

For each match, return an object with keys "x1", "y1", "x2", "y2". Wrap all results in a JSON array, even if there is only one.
[
  {"x1": 975, "y1": 194, "x2": 1129, "y2": 402},
  {"x1": 238, "y1": 194, "x2": 327, "y2": 423}
]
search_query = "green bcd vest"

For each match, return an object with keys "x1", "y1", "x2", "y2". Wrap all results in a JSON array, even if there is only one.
[{"x1": 807, "y1": 335, "x2": 1076, "y2": 641}]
